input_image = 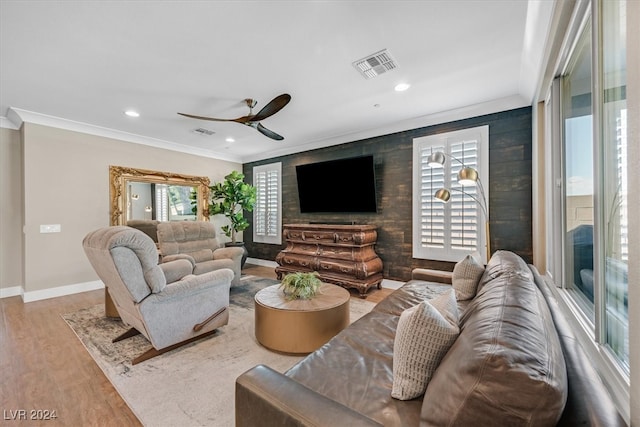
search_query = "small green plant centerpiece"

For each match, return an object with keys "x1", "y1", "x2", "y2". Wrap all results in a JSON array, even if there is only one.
[{"x1": 279, "y1": 271, "x2": 322, "y2": 300}]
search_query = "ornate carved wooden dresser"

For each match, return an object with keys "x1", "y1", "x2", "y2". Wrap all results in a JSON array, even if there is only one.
[{"x1": 275, "y1": 224, "x2": 383, "y2": 297}]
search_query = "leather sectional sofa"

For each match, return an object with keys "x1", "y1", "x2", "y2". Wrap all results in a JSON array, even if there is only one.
[{"x1": 236, "y1": 250, "x2": 625, "y2": 426}]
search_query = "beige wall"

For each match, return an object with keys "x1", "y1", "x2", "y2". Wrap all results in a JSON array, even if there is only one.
[
  {"x1": 0, "y1": 127, "x2": 24, "y2": 291},
  {"x1": 19, "y1": 123, "x2": 239, "y2": 293}
]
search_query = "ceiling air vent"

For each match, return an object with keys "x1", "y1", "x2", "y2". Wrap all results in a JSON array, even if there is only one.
[
  {"x1": 192, "y1": 127, "x2": 215, "y2": 136},
  {"x1": 352, "y1": 49, "x2": 398, "y2": 79}
]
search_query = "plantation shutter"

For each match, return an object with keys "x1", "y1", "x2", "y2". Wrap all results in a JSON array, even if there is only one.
[
  {"x1": 418, "y1": 144, "x2": 446, "y2": 249},
  {"x1": 253, "y1": 162, "x2": 282, "y2": 244},
  {"x1": 412, "y1": 125, "x2": 488, "y2": 262},
  {"x1": 156, "y1": 184, "x2": 169, "y2": 222},
  {"x1": 449, "y1": 141, "x2": 480, "y2": 251}
]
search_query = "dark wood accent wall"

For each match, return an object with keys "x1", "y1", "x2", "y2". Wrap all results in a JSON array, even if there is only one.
[{"x1": 243, "y1": 106, "x2": 532, "y2": 281}]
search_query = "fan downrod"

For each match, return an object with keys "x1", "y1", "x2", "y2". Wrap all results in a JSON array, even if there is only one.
[{"x1": 245, "y1": 98, "x2": 257, "y2": 111}]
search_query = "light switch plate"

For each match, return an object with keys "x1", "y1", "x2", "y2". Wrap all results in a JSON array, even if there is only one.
[{"x1": 40, "y1": 224, "x2": 61, "y2": 233}]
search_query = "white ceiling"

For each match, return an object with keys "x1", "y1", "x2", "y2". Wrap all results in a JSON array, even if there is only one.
[{"x1": 0, "y1": 1, "x2": 554, "y2": 163}]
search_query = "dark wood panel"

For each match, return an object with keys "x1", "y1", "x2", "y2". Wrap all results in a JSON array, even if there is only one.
[{"x1": 244, "y1": 106, "x2": 533, "y2": 279}]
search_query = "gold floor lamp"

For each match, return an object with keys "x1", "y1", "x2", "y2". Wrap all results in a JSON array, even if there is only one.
[{"x1": 427, "y1": 151, "x2": 490, "y2": 261}]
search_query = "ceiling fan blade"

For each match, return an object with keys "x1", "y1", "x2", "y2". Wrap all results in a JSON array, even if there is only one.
[
  {"x1": 250, "y1": 93, "x2": 291, "y2": 122},
  {"x1": 177, "y1": 112, "x2": 234, "y2": 122},
  {"x1": 256, "y1": 123, "x2": 284, "y2": 141}
]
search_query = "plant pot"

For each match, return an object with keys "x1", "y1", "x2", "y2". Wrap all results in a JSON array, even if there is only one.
[{"x1": 225, "y1": 242, "x2": 248, "y2": 269}]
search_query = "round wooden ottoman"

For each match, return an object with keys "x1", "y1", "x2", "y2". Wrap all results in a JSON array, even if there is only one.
[{"x1": 254, "y1": 283, "x2": 350, "y2": 354}]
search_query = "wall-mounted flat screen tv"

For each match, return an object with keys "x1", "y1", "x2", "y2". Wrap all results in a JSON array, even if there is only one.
[{"x1": 296, "y1": 155, "x2": 377, "y2": 213}]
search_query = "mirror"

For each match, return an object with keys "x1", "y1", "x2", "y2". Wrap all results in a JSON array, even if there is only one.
[{"x1": 109, "y1": 165, "x2": 210, "y2": 225}]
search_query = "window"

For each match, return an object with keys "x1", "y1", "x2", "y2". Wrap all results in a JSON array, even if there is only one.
[
  {"x1": 548, "y1": 0, "x2": 628, "y2": 374},
  {"x1": 561, "y1": 18, "x2": 594, "y2": 313},
  {"x1": 412, "y1": 125, "x2": 489, "y2": 263},
  {"x1": 155, "y1": 184, "x2": 168, "y2": 222},
  {"x1": 600, "y1": 0, "x2": 628, "y2": 368},
  {"x1": 253, "y1": 162, "x2": 282, "y2": 244}
]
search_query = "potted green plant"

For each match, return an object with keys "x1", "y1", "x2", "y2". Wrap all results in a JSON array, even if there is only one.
[
  {"x1": 209, "y1": 171, "x2": 256, "y2": 267},
  {"x1": 209, "y1": 170, "x2": 256, "y2": 243},
  {"x1": 279, "y1": 271, "x2": 323, "y2": 300}
]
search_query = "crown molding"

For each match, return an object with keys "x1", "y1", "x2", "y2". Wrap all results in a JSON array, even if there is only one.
[
  {"x1": 7, "y1": 107, "x2": 242, "y2": 163},
  {"x1": 1, "y1": 115, "x2": 20, "y2": 130},
  {"x1": 6, "y1": 94, "x2": 530, "y2": 165},
  {"x1": 240, "y1": 94, "x2": 530, "y2": 163}
]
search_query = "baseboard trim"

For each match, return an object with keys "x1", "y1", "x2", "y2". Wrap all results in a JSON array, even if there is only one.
[
  {"x1": 246, "y1": 258, "x2": 278, "y2": 268},
  {"x1": 381, "y1": 278, "x2": 404, "y2": 290},
  {"x1": 0, "y1": 286, "x2": 23, "y2": 299},
  {"x1": 22, "y1": 280, "x2": 104, "y2": 303}
]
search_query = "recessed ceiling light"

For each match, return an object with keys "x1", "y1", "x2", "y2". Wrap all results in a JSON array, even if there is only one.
[
  {"x1": 124, "y1": 110, "x2": 140, "y2": 118},
  {"x1": 225, "y1": 137, "x2": 235, "y2": 143},
  {"x1": 394, "y1": 83, "x2": 410, "y2": 92}
]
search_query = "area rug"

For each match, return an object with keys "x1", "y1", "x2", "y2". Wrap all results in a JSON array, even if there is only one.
[{"x1": 62, "y1": 276, "x2": 376, "y2": 427}]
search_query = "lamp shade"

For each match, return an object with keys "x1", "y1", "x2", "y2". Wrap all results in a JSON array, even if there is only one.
[
  {"x1": 434, "y1": 188, "x2": 451, "y2": 202},
  {"x1": 457, "y1": 167, "x2": 479, "y2": 186},
  {"x1": 427, "y1": 152, "x2": 446, "y2": 168}
]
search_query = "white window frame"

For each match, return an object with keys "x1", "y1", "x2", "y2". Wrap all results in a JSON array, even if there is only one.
[
  {"x1": 253, "y1": 162, "x2": 282, "y2": 245},
  {"x1": 541, "y1": 0, "x2": 630, "y2": 421},
  {"x1": 412, "y1": 125, "x2": 489, "y2": 263}
]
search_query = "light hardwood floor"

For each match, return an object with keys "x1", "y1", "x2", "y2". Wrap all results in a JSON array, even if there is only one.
[
  {"x1": 0, "y1": 265, "x2": 393, "y2": 426},
  {"x1": 0, "y1": 287, "x2": 141, "y2": 426}
]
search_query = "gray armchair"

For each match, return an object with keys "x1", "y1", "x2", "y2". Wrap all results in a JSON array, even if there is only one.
[
  {"x1": 157, "y1": 221, "x2": 243, "y2": 286},
  {"x1": 83, "y1": 226, "x2": 232, "y2": 364}
]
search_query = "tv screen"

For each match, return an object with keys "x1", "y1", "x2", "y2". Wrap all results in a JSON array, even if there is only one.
[{"x1": 296, "y1": 155, "x2": 377, "y2": 213}]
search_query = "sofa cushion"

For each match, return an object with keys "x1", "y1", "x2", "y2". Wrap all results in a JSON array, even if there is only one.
[
  {"x1": 286, "y1": 281, "x2": 453, "y2": 427},
  {"x1": 157, "y1": 222, "x2": 220, "y2": 257},
  {"x1": 420, "y1": 251, "x2": 568, "y2": 426},
  {"x1": 452, "y1": 253, "x2": 484, "y2": 300},
  {"x1": 391, "y1": 289, "x2": 459, "y2": 400}
]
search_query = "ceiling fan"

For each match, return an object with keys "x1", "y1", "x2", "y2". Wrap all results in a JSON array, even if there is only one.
[{"x1": 178, "y1": 93, "x2": 291, "y2": 141}]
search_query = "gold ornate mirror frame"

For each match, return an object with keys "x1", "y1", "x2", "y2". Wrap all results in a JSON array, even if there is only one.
[{"x1": 109, "y1": 165, "x2": 210, "y2": 225}]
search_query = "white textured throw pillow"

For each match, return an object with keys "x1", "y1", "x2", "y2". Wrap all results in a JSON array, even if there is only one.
[
  {"x1": 452, "y1": 254, "x2": 485, "y2": 301},
  {"x1": 391, "y1": 289, "x2": 460, "y2": 400}
]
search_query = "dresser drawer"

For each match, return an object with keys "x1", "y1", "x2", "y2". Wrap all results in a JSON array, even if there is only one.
[
  {"x1": 318, "y1": 258, "x2": 383, "y2": 279},
  {"x1": 277, "y1": 253, "x2": 318, "y2": 270},
  {"x1": 318, "y1": 246, "x2": 355, "y2": 260},
  {"x1": 289, "y1": 242, "x2": 320, "y2": 256},
  {"x1": 285, "y1": 229, "x2": 305, "y2": 240},
  {"x1": 317, "y1": 259, "x2": 356, "y2": 276},
  {"x1": 302, "y1": 230, "x2": 335, "y2": 243},
  {"x1": 335, "y1": 230, "x2": 377, "y2": 245}
]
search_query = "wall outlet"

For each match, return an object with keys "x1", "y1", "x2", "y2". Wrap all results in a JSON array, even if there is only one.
[{"x1": 40, "y1": 224, "x2": 61, "y2": 233}]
